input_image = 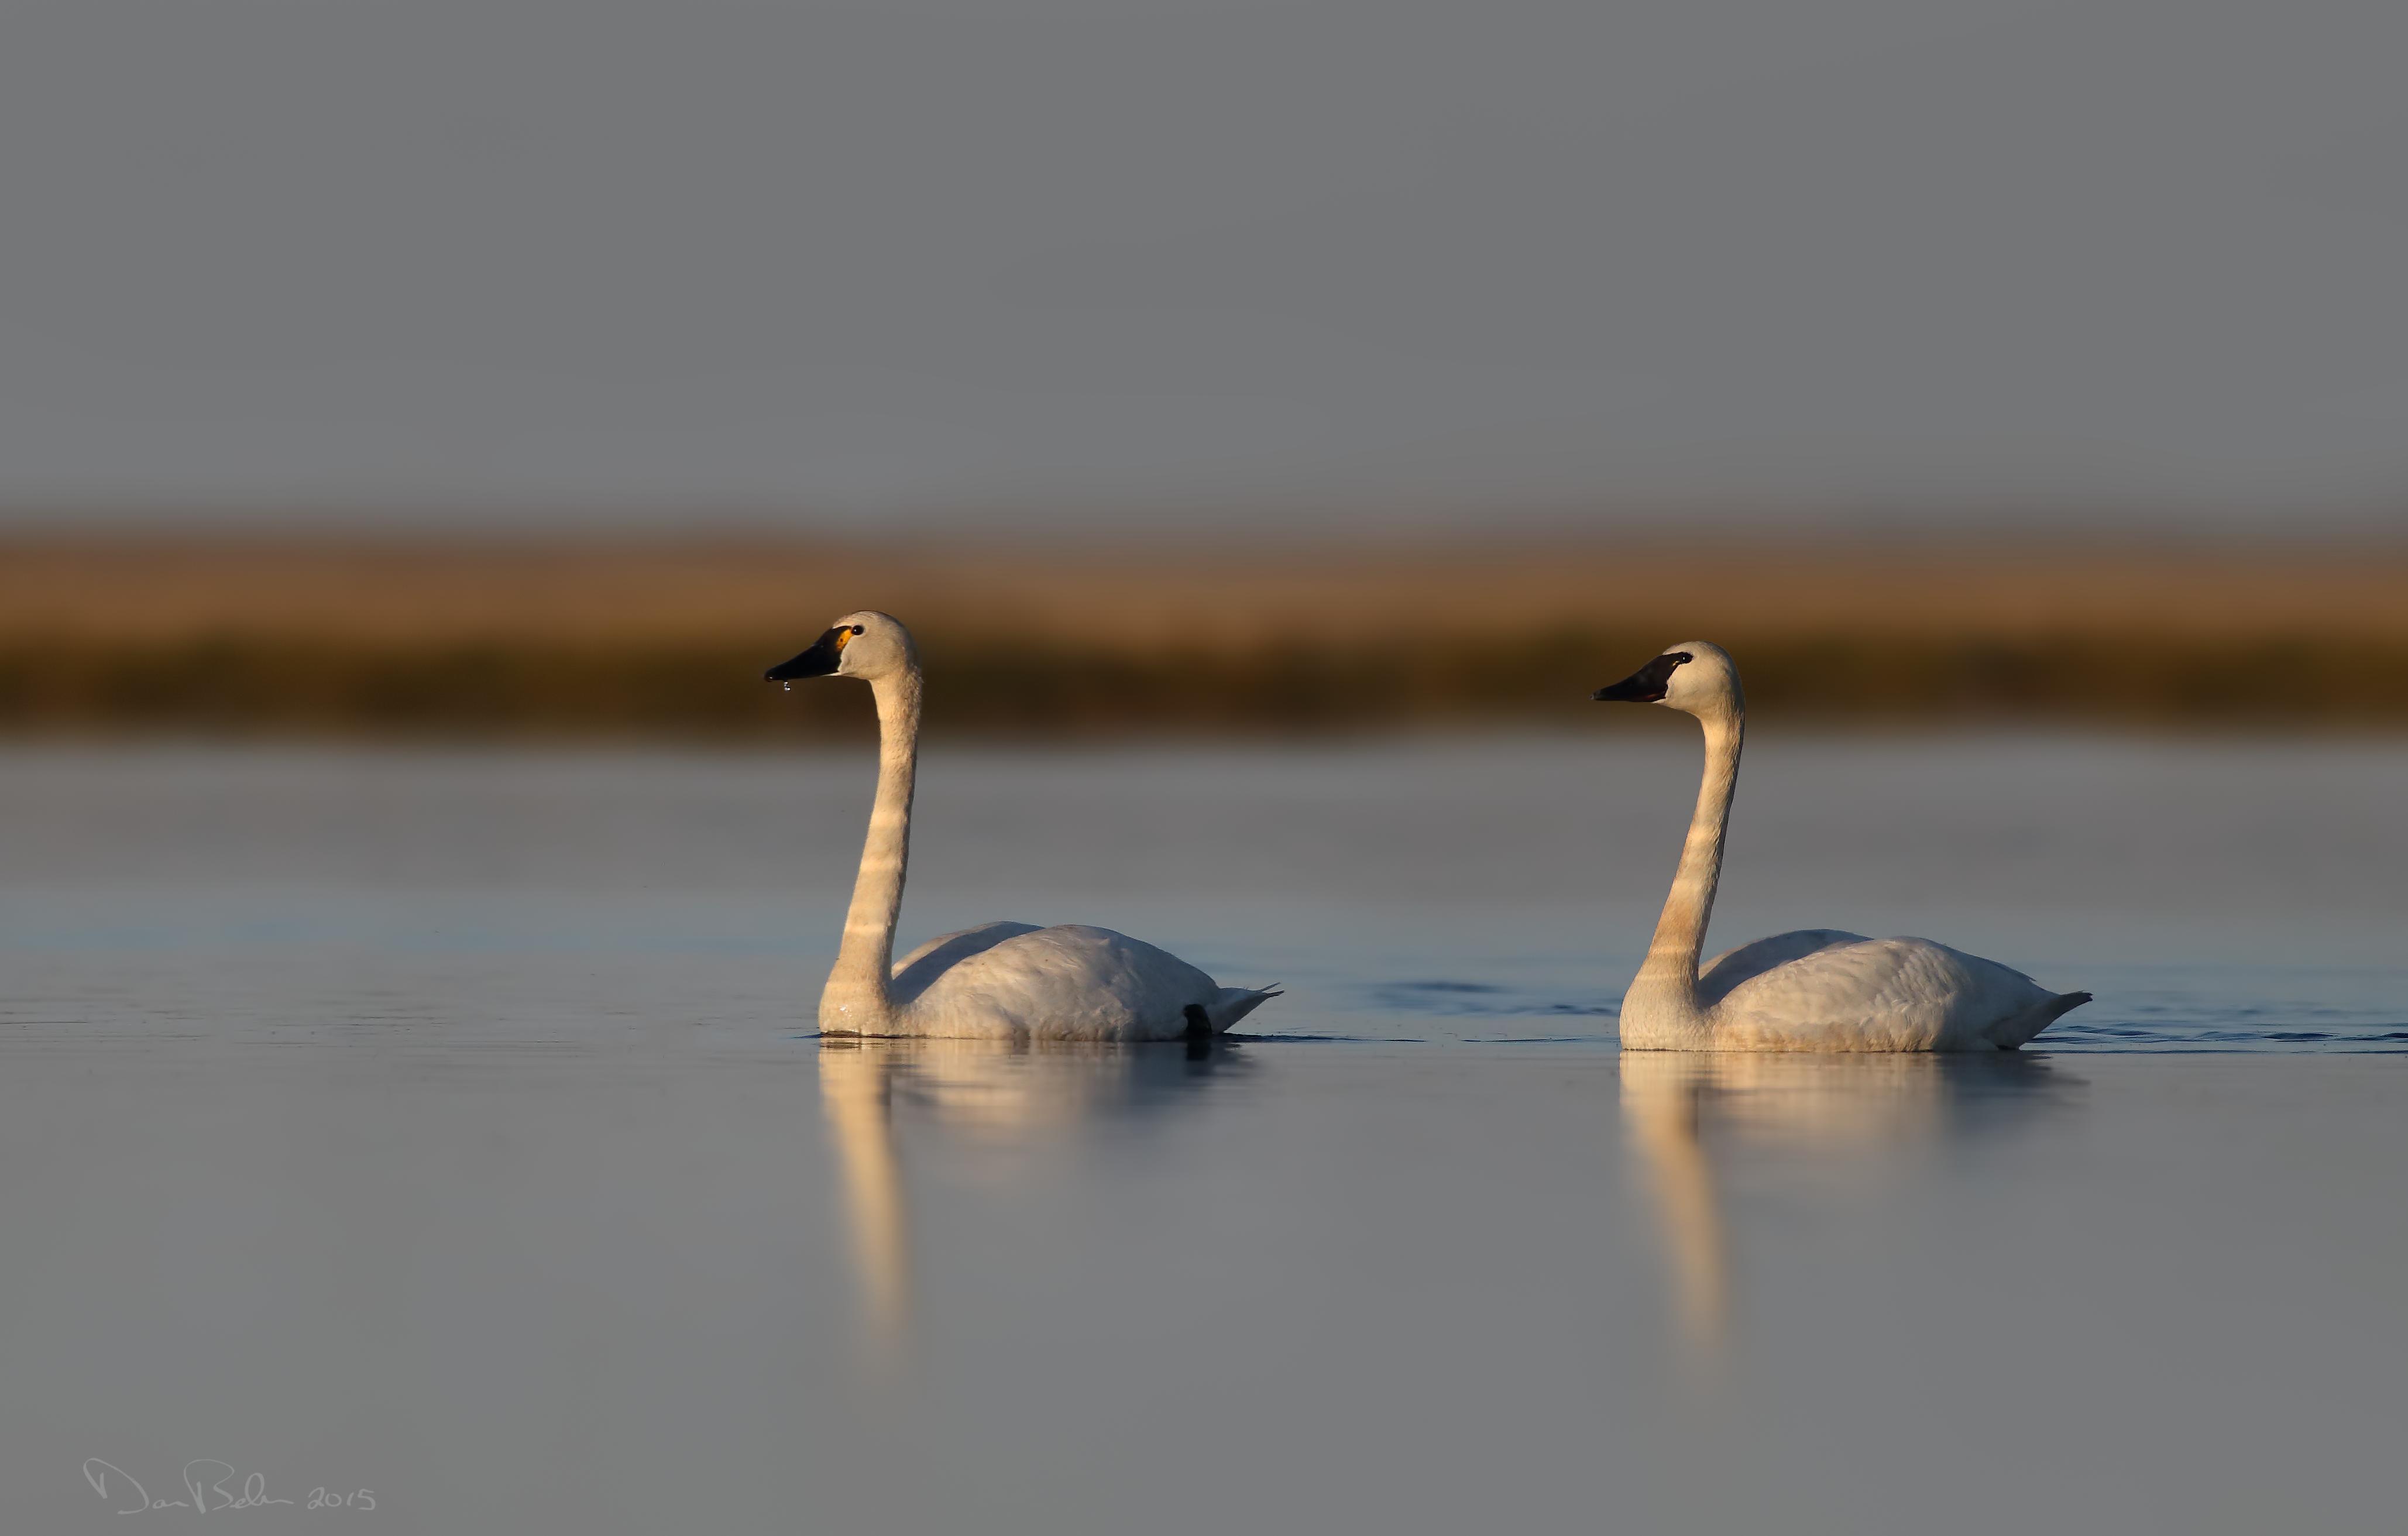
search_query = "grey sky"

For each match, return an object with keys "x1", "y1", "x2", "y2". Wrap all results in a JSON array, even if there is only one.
[{"x1": 4, "y1": 0, "x2": 2404, "y2": 527}]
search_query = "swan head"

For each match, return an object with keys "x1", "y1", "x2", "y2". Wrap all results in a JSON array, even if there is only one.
[
  {"x1": 765, "y1": 611, "x2": 918, "y2": 685},
  {"x1": 1592, "y1": 641, "x2": 1741, "y2": 718}
]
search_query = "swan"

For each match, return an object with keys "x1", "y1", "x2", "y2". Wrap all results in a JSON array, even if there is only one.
[
  {"x1": 766, "y1": 611, "x2": 1279, "y2": 1040},
  {"x1": 1592, "y1": 642, "x2": 2090, "y2": 1052}
]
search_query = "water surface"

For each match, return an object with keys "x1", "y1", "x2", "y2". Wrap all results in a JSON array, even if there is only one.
[{"x1": 2, "y1": 738, "x2": 2402, "y2": 1531}]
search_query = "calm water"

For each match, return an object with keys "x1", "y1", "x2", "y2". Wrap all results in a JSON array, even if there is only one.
[{"x1": 2, "y1": 737, "x2": 2403, "y2": 1532}]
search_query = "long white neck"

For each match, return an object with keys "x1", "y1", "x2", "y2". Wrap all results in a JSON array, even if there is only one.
[
  {"x1": 820, "y1": 667, "x2": 922, "y2": 1033},
  {"x1": 1629, "y1": 706, "x2": 1743, "y2": 1030}
]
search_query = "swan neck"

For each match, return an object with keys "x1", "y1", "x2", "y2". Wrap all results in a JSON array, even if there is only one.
[
  {"x1": 824, "y1": 667, "x2": 921, "y2": 1031},
  {"x1": 1636, "y1": 707, "x2": 1743, "y2": 1008}
]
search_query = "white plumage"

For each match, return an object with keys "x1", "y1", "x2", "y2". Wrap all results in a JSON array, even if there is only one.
[
  {"x1": 1594, "y1": 642, "x2": 2088, "y2": 1052},
  {"x1": 888, "y1": 920, "x2": 1277, "y2": 1040},
  {"x1": 766, "y1": 612, "x2": 1278, "y2": 1041},
  {"x1": 1697, "y1": 929, "x2": 2085, "y2": 1052}
]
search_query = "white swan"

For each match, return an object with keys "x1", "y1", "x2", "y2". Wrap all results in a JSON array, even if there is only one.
[
  {"x1": 1593, "y1": 642, "x2": 2090, "y2": 1052},
  {"x1": 767, "y1": 611, "x2": 1279, "y2": 1040}
]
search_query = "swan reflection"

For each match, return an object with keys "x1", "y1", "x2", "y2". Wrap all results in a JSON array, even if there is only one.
[
  {"x1": 818, "y1": 1036, "x2": 1244, "y2": 1372},
  {"x1": 1620, "y1": 1052, "x2": 2076, "y2": 1372}
]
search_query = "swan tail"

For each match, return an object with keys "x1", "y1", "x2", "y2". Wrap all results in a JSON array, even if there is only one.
[
  {"x1": 1202, "y1": 986, "x2": 1282, "y2": 1033},
  {"x1": 1989, "y1": 990, "x2": 2091, "y2": 1050}
]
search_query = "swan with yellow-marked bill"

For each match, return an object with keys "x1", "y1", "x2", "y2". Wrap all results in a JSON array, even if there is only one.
[
  {"x1": 1593, "y1": 641, "x2": 2089, "y2": 1052},
  {"x1": 767, "y1": 612, "x2": 1279, "y2": 1040}
]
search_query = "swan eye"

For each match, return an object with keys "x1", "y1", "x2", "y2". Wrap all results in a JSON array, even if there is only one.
[
  {"x1": 1668, "y1": 651, "x2": 1692, "y2": 665},
  {"x1": 850, "y1": 625, "x2": 865, "y2": 636}
]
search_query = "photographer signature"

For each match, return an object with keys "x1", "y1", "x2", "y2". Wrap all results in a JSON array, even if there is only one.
[{"x1": 83, "y1": 1460, "x2": 374, "y2": 1514}]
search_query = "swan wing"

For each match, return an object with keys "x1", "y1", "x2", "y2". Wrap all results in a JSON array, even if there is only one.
[
  {"x1": 1697, "y1": 929, "x2": 1871, "y2": 1008},
  {"x1": 1707, "y1": 936, "x2": 2079, "y2": 1052},
  {"x1": 889, "y1": 922, "x2": 1044, "y2": 994},
  {"x1": 895, "y1": 924, "x2": 1271, "y2": 1040}
]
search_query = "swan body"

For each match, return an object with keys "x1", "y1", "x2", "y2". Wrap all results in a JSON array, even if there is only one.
[
  {"x1": 767, "y1": 613, "x2": 1277, "y2": 1042},
  {"x1": 889, "y1": 920, "x2": 1278, "y2": 1040},
  {"x1": 1595, "y1": 642, "x2": 2088, "y2": 1053},
  {"x1": 1691, "y1": 929, "x2": 2087, "y2": 1052}
]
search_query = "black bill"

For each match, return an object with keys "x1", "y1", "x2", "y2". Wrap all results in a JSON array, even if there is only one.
[
  {"x1": 1592, "y1": 651, "x2": 1692, "y2": 703},
  {"x1": 764, "y1": 628, "x2": 849, "y2": 682}
]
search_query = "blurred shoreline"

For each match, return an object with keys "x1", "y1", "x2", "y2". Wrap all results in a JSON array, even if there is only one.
[{"x1": 4, "y1": 530, "x2": 2404, "y2": 739}]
